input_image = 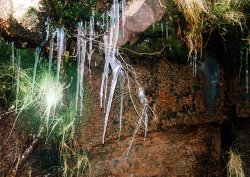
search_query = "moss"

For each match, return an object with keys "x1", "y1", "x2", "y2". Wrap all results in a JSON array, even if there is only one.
[
  {"x1": 129, "y1": 19, "x2": 188, "y2": 62},
  {"x1": 136, "y1": 41, "x2": 154, "y2": 54},
  {"x1": 40, "y1": 0, "x2": 97, "y2": 31}
]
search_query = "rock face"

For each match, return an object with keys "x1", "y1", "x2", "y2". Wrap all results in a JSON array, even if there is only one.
[
  {"x1": 0, "y1": 0, "x2": 43, "y2": 47},
  {"x1": 86, "y1": 124, "x2": 222, "y2": 177},
  {"x1": 0, "y1": 0, "x2": 40, "y2": 27},
  {"x1": 79, "y1": 59, "x2": 225, "y2": 176},
  {"x1": 117, "y1": 0, "x2": 166, "y2": 46}
]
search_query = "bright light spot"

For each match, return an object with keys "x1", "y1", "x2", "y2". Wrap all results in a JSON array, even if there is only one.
[
  {"x1": 46, "y1": 86, "x2": 58, "y2": 108},
  {"x1": 40, "y1": 77, "x2": 63, "y2": 117}
]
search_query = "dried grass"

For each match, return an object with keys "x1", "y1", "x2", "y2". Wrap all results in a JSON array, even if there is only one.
[
  {"x1": 227, "y1": 149, "x2": 245, "y2": 177},
  {"x1": 212, "y1": 0, "x2": 245, "y2": 30},
  {"x1": 171, "y1": 0, "x2": 246, "y2": 56},
  {"x1": 173, "y1": 0, "x2": 208, "y2": 25},
  {"x1": 173, "y1": 0, "x2": 208, "y2": 56}
]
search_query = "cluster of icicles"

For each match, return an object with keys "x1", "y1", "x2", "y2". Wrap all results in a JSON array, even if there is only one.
[{"x1": 13, "y1": 0, "x2": 153, "y2": 158}]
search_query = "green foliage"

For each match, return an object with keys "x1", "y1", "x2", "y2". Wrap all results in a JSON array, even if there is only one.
[
  {"x1": 127, "y1": 19, "x2": 188, "y2": 62},
  {"x1": 0, "y1": 40, "x2": 12, "y2": 107},
  {"x1": 0, "y1": 64, "x2": 14, "y2": 107},
  {"x1": 136, "y1": 41, "x2": 154, "y2": 54},
  {"x1": 164, "y1": 35, "x2": 187, "y2": 61},
  {"x1": 162, "y1": 0, "x2": 247, "y2": 55},
  {"x1": 0, "y1": 39, "x2": 12, "y2": 62},
  {"x1": 40, "y1": 0, "x2": 97, "y2": 30},
  {"x1": 0, "y1": 36, "x2": 89, "y2": 176}
]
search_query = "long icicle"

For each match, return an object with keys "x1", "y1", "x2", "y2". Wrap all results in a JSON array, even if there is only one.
[
  {"x1": 55, "y1": 28, "x2": 65, "y2": 89},
  {"x1": 100, "y1": 0, "x2": 116, "y2": 110},
  {"x1": 161, "y1": 22, "x2": 164, "y2": 40},
  {"x1": 125, "y1": 86, "x2": 150, "y2": 161},
  {"x1": 106, "y1": 11, "x2": 109, "y2": 31},
  {"x1": 238, "y1": 50, "x2": 243, "y2": 81},
  {"x1": 48, "y1": 31, "x2": 57, "y2": 77},
  {"x1": 75, "y1": 22, "x2": 82, "y2": 115},
  {"x1": 88, "y1": 14, "x2": 94, "y2": 76},
  {"x1": 102, "y1": 66, "x2": 121, "y2": 144},
  {"x1": 101, "y1": 0, "x2": 122, "y2": 144},
  {"x1": 16, "y1": 50, "x2": 21, "y2": 113},
  {"x1": 119, "y1": 71, "x2": 125, "y2": 139},
  {"x1": 100, "y1": 35, "x2": 109, "y2": 110},
  {"x1": 31, "y1": 48, "x2": 41, "y2": 94},
  {"x1": 53, "y1": 28, "x2": 65, "y2": 117},
  {"x1": 121, "y1": 0, "x2": 126, "y2": 37},
  {"x1": 166, "y1": 21, "x2": 168, "y2": 39},
  {"x1": 11, "y1": 42, "x2": 14, "y2": 74},
  {"x1": 194, "y1": 51, "x2": 197, "y2": 77},
  {"x1": 79, "y1": 22, "x2": 87, "y2": 116},
  {"x1": 246, "y1": 47, "x2": 249, "y2": 93},
  {"x1": 45, "y1": 17, "x2": 50, "y2": 41},
  {"x1": 101, "y1": 13, "x2": 105, "y2": 31}
]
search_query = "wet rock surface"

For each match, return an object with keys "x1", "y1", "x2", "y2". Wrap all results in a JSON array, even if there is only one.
[
  {"x1": 232, "y1": 118, "x2": 250, "y2": 177},
  {"x1": 79, "y1": 59, "x2": 225, "y2": 176},
  {"x1": 85, "y1": 124, "x2": 222, "y2": 177}
]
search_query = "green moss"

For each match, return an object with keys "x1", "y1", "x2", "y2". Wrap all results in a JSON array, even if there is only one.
[
  {"x1": 136, "y1": 41, "x2": 154, "y2": 53},
  {"x1": 128, "y1": 19, "x2": 188, "y2": 62},
  {"x1": 40, "y1": 0, "x2": 97, "y2": 31}
]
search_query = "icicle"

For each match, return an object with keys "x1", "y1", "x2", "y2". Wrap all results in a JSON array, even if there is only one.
[
  {"x1": 45, "y1": 17, "x2": 50, "y2": 41},
  {"x1": 246, "y1": 48, "x2": 249, "y2": 93},
  {"x1": 192, "y1": 54, "x2": 195, "y2": 76},
  {"x1": 194, "y1": 51, "x2": 197, "y2": 77},
  {"x1": 101, "y1": 0, "x2": 122, "y2": 144},
  {"x1": 125, "y1": 86, "x2": 149, "y2": 161},
  {"x1": 238, "y1": 50, "x2": 243, "y2": 81},
  {"x1": 79, "y1": 22, "x2": 87, "y2": 116},
  {"x1": 31, "y1": 48, "x2": 41, "y2": 94},
  {"x1": 166, "y1": 21, "x2": 168, "y2": 39},
  {"x1": 121, "y1": 0, "x2": 126, "y2": 37},
  {"x1": 75, "y1": 21, "x2": 87, "y2": 116},
  {"x1": 191, "y1": 55, "x2": 193, "y2": 75},
  {"x1": 48, "y1": 31, "x2": 57, "y2": 77},
  {"x1": 54, "y1": 28, "x2": 65, "y2": 111},
  {"x1": 161, "y1": 22, "x2": 164, "y2": 39},
  {"x1": 138, "y1": 87, "x2": 148, "y2": 139},
  {"x1": 55, "y1": 28, "x2": 65, "y2": 83},
  {"x1": 16, "y1": 50, "x2": 21, "y2": 113},
  {"x1": 111, "y1": 0, "x2": 120, "y2": 49},
  {"x1": 75, "y1": 26, "x2": 81, "y2": 110},
  {"x1": 119, "y1": 71, "x2": 125, "y2": 139},
  {"x1": 100, "y1": 35, "x2": 110, "y2": 110},
  {"x1": 102, "y1": 61, "x2": 121, "y2": 144},
  {"x1": 11, "y1": 42, "x2": 14, "y2": 73},
  {"x1": 191, "y1": 51, "x2": 197, "y2": 77},
  {"x1": 75, "y1": 22, "x2": 82, "y2": 114},
  {"x1": 30, "y1": 18, "x2": 50, "y2": 95},
  {"x1": 101, "y1": 13, "x2": 105, "y2": 31},
  {"x1": 92, "y1": 11, "x2": 95, "y2": 37},
  {"x1": 88, "y1": 15, "x2": 94, "y2": 76},
  {"x1": 106, "y1": 11, "x2": 109, "y2": 30},
  {"x1": 109, "y1": 6, "x2": 115, "y2": 41}
]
